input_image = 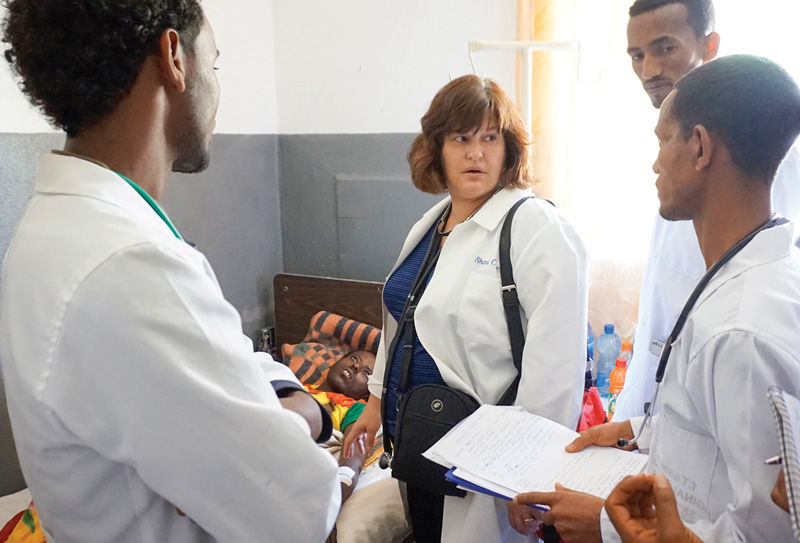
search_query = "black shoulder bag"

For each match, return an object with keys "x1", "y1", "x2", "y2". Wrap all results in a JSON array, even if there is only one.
[{"x1": 381, "y1": 196, "x2": 533, "y2": 497}]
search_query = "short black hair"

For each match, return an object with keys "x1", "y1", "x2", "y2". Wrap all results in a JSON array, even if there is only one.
[
  {"x1": 628, "y1": 0, "x2": 714, "y2": 37},
  {"x1": 671, "y1": 55, "x2": 800, "y2": 183},
  {"x1": 2, "y1": 0, "x2": 204, "y2": 137}
]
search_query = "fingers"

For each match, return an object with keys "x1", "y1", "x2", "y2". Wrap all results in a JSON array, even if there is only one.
[
  {"x1": 566, "y1": 421, "x2": 635, "y2": 452},
  {"x1": 507, "y1": 502, "x2": 541, "y2": 535},
  {"x1": 341, "y1": 427, "x2": 360, "y2": 458},
  {"x1": 539, "y1": 509, "x2": 555, "y2": 527},
  {"x1": 343, "y1": 431, "x2": 371, "y2": 459},
  {"x1": 357, "y1": 432, "x2": 368, "y2": 456},
  {"x1": 651, "y1": 473, "x2": 691, "y2": 542},
  {"x1": 565, "y1": 426, "x2": 601, "y2": 452},
  {"x1": 607, "y1": 476, "x2": 653, "y2": 510},
  {"x1": 772, "y1": 468, "x2": 790, "y2": 512},
  {"x1": 514, "y1": 491, "x2": 554, "y2": 508},
  {"x1": 606, "y1": 474, "x2": 655, "y2": 507},
  {"x1": 606, "y1": 475, "x2": 654, "y2": 540},
  {"x1": 652, "y1": 474, "x2": 679, "y2": 520}
]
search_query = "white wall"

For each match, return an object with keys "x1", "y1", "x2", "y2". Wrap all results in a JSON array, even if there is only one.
[
  {"x1": 272, "y1": 0, "x2": 517, "y2": 134},
  {"x1": 0, "y1": 42, "x2": 52, "y2": 133},
  {"x1": 203, "y1": 0, "x2": 278, "y2": 134},
  {"x1": 0, "y1": 1, "x2": 515, "y2": 135},
  {"x1": 0, "y1": 0, "x2": 279, "y2": 134}
]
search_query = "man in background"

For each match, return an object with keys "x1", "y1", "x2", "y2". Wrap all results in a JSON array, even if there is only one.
[
  {"x1": 515, "y1": 54, "x2": 800, "y2": 543},
  {"x1": 613, "y1": 0, "x2": 800, "y2": 422},
  {"x1": 0, "y1": 1, "x2": 339, "y2": 541}
]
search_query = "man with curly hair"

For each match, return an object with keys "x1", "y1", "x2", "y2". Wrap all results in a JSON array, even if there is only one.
[{"x1": 0, "y1": 1, "x2": 341, "y2": 541}]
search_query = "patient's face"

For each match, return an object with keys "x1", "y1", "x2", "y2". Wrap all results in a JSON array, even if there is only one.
[{"x1": 326, "y1": 350, "x2": 376, "y2": 401}]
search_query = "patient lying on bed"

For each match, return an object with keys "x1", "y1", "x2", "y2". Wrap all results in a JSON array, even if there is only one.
[
  {"x1": 303, "y1": 350, "x2": 377, "y2": 502},
  {"x1": 279, "y1": 311, "x2": 409, "y2": 542}
]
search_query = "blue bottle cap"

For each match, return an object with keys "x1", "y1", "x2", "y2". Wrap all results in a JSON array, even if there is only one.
[{"x1": 604, "y1": 323, "x2": 614, "y2": 334}]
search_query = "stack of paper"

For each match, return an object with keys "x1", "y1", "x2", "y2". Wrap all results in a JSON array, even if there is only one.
[{"x1": 424, "y1": 405, "x2": 648, "y2": 503}]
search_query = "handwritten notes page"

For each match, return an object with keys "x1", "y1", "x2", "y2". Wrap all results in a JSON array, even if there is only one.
[{"x1": 424, "y1": 405, "x2": 648, "y2": 500}]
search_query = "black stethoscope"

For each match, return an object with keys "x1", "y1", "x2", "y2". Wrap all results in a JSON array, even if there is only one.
[{"x1": 617, "y1": 215, "x2": 787, "y2": 448}]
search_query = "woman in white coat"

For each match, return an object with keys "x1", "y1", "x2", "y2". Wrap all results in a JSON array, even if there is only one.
[{"x1": 343, "y1": 75, "x2": 588, "y2": 543}]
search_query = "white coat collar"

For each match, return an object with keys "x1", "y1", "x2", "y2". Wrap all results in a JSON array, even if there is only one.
[
  {"x1": 385, "y1": 187, "x2": 536, "y2": 280},
  {"x1": 35, "y1": 153, "x2": 177, "y2": 241},
  {"x1": 469, "y1": 186, "x2": 535, "y2": 232},
  {"x1": 688, "y1": 218, "x2": 795, "y2": 313}
]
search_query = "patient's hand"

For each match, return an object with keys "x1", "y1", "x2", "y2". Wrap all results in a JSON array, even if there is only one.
[
  {"x1": 339, "y1": 426, "x2": 367, "y2": 502},
  {"x1": 342, "y1": 394, "x2": 381, "y2": 458}
]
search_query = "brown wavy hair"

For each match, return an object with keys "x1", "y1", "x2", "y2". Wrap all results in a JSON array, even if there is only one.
[{"x1": 408, "y1": 75, "x2": 532, "y2": 194}]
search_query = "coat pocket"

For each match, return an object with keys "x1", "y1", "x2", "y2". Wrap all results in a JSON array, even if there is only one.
[{"x1": 455, "y1": 271, "x2": 511, "y2": 350}]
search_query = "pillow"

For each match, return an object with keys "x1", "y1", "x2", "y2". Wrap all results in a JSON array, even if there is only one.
[{"x1": 282, "y1": 311, "x2": 380, "y2": 387}]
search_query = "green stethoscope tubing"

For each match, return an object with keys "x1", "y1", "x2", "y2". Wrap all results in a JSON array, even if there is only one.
[{"x1": 115, "y1": 173, "x2": 183, "y2": 241}]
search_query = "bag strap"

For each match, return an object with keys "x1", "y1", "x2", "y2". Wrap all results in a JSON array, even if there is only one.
[
  {"x1": 381, "y1": 211, "x2": 447, "y2": 458},
  {"x1": 381, "y1": 196, "x2": 538, "y2": 454},
  {"x1": 495, "y1": 196, "x2": 535, "y2": 405}
]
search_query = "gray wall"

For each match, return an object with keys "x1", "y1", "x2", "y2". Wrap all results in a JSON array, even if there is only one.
[
  {"x1": 279, "y1": 134, "x2": 442, "y2": 282},
  {"x1": 0, "y1": 132, "x2": 440, "y2": 338},
  {"x1": 0, "y1": 131, "x2": 439, "y2": 491},
  {"x1": 0, "y1": 133, "x2": 281, "y2": 341},
  {"x1": 162, "y1": 134, "x2": 282, "y2": 338},
  {"x1": 0, "y1": 133, "x2": 65, "y2": 263}
]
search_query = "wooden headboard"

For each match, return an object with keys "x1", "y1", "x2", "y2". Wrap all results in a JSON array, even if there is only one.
[{"x1": 273, "y1": 273, "x2": 384, "y2": 347}]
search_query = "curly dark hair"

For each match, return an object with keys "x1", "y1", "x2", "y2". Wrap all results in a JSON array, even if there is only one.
[{"x1": 2, "y1": 0, "x2": 204, "y2": 137}]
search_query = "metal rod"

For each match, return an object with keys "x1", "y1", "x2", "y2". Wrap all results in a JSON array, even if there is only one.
[
  {"x1": 467, "y1": 39, "x2": 580, "y2": 129},
  {"x1": 522, "y1": 49, "x2": 533, "y2": 129},
  {"x1": 468, "y1": 40, "x2": 579, "y2": 53}
]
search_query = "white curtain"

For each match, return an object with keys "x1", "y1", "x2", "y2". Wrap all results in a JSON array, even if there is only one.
[{"x1": 517, "y1": 0, "x2": 800, "y2": 338}]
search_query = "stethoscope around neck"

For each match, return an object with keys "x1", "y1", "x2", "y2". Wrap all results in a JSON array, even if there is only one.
[{"x1": 617, "y1": 215, "x2": 787, "y2": 448}]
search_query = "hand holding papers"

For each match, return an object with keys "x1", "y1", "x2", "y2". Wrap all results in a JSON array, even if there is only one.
[{"x1": 424, "y1": 405, "x2": 648, "y2": 503}]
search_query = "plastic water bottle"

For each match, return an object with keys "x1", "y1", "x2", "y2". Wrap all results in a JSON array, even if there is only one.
[
  {"x1": 596, "y1": 324, "x2": 621, "y2": 398},
  {"x1": 620, "y1": 340, "x2": 633, "y2": 364},
  {"x1": 607, "y1": 357, "x2": 628, "y2": 420},
  {"x1": 585, "y1": 340, "x2": 595, "y2": 389}
]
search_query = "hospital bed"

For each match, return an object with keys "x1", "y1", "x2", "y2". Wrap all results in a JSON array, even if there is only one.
[{"x1": 270, "y1": 272, "x2": 412, "y2": 543}]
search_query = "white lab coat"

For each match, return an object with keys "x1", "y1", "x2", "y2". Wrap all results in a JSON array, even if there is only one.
[
  {"x1": 0, "y1": 154, "x2": 340, "y2": 542},
  {"x1": 368, "y1": 187, "x2": 588, "y2": 543},
  {"x1": 601, "y1": 220, "x2": 800, "y2": 542},
  {"x1": 613, "y1": 142, "x2": 800, "y2": 421}
]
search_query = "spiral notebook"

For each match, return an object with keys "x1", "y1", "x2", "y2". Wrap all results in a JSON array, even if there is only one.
[{"x1": 768, "y1": 385, "x2": 800, "y2": 542}]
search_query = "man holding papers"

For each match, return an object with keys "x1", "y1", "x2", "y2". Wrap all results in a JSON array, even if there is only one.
[{"x1": 514, "y1": 55, "x2": 800, "y2": 543}]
